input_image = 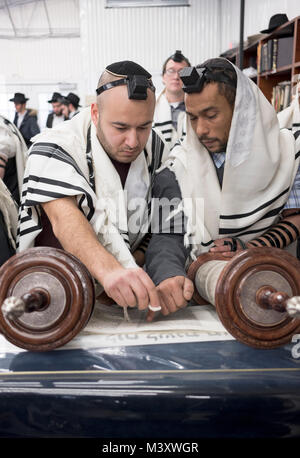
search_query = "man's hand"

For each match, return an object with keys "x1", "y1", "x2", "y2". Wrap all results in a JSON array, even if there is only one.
[
  {"x1": 147, "y1": 276, "x2": 194, "y2": 322},
  {"x1": 209, "y1": 237, "x2": 251, "y2": 258},
  {"x1": 42, "y1": 197, "x2": 160, "y2": 312},
  {"x1": 102, "y1": 266, "x2": 160, "y2": 311}
]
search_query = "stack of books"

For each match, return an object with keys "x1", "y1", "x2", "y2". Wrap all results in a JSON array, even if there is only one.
[
  {"x1": 271, "y1": 81, "x2": 291, "y2": 112},
  {"x1": 258, "y1": 36, "x2": 294, "y2": 74}
]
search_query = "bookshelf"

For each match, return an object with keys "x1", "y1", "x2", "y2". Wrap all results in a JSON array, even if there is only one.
[{"x1": 220, "y1": 15, "x2": 300, "y2": 105}]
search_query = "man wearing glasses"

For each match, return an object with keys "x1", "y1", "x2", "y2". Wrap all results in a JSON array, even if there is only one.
[{"x1": 153, "y1": 50, "x2": 191, "y2": 151}]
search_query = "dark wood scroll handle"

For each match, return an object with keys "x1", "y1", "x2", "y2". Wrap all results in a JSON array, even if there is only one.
[
  {"x1": 2, "y1": 288, "x2": 50, "y2": 320},
  {"x1": 256, "y1": 286, "x2": 300, "y2": 317}
]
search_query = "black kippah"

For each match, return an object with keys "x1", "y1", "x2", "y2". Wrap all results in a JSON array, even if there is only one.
[
  {"x1": 96, "y1": 60, "x2": 155, "y2": 100},
  {"x1": 106, "y1": 60, "x2": 152, "y2": 79}
]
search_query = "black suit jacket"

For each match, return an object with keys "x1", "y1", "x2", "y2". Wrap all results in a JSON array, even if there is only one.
[
  {"x1": 46, "y1": 112, "x2": 54, "y2": 128},
  {"x1": 46, "y1": 112, "x2": 66, "y2": 128},
  {"x1": 14, "y1": 109, "x2": 40, "y2": 147}
]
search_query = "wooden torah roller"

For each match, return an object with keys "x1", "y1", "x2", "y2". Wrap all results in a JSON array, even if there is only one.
[
  {"x1": 187, "y1": 247, "x2": 300, "y2": 349},
  {"x1": 0, "y1": 247, "x2": 95, "y2": 351}
]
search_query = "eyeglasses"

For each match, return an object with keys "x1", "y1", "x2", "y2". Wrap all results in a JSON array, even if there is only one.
[{"x1": 165, "y1": 68, "x2": 182, "y2": 76}]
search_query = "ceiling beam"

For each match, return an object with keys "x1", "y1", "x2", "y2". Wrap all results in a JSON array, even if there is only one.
[
  {"x1": 4, "y1": 0, "x2": 17, "y2": 36},
  {"x1": 43, "y1": 0, "x2": 52, "y2": 36}
]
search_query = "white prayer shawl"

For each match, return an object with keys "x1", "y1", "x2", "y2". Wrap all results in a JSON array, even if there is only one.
[
  {"x1": 0, "y1": 115, "x2": 28, "y2": 196},
  {"x1": 0, "y1": 179, "x2": 18, "y2": 249},
  {"x1": 277, "y1": 83, "x2": 300, "y2": 134},
  {"x1": 18, "y1": 107, "x2": 165, "y2": 268},
  {"x1": 153, "y1": 88, "x2": 186, "y2": 154},
  {"x1": 162, "y1": 60, "x2": 300, "y2": 260}
]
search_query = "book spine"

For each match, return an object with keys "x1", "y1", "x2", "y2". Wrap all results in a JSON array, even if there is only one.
[
  {"x1": 272, "y1": 39, "x2": 278, "y2": 72},
  {"x1": 257, "y1": 42, "x2": 261, "y2": 74},
  {"x1": 267, "y1": 39, "x2": 273, "y2": 71}
]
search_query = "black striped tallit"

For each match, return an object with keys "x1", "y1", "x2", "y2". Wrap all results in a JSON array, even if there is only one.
[{"x1": 18, "y1": 127, "x2": 165, "y2": 252}]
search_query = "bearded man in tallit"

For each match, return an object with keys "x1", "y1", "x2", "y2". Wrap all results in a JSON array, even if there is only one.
[
  {"x1": 145, "y1": 58, "x2": 300, "y2": 320},
  {"x1": 18, "y1": 61, "x2": 168, "y2": 312}
]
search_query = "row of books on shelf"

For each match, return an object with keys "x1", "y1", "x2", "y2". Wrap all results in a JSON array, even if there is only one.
[
  {"x1": 258, "y1": 36, "x2": 294, "y2": 74},
  {"x1": 271, "y1": 81, "x2": 291, "y2": 113}
]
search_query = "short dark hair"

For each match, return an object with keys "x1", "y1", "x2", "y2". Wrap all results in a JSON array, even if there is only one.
[
  {"x1": 199, "y1": 59, "x2": 237, "y2": 107},
  {"x1": 162, "y1": 51, "x2": 191, "y2": 75}
]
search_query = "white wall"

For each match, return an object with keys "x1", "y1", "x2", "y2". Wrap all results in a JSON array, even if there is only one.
[
  {"x1": 221, "y1": 0, "x2": 300, "y2": 52},
  {"x1": 0, "y1": 0, "x2": 83, "y2": 127},
  {"x1": 79, "y1": 0, "x2": 222, "y2": 96},
  {"x1": 80, "y1": 0, "x2": 300, "y2": 96},
  {"x1": 0, "y1": 0, "x2": 299, "y2": 126}
]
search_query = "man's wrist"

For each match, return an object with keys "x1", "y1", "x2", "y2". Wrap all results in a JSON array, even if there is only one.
[{"x1": 156, "y1": 271, "x2": 187, "y2": 287}]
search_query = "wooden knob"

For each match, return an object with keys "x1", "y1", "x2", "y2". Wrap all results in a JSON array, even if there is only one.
[
  {"x1": 0, "y1": 247, "x2": 95, "y2": 351},
  {"x1": 2, "y1": 288, "x2": 50, "y2": 320},
  {"x1": 256, "y1": 286, "x2": 290, "y2": 313}
]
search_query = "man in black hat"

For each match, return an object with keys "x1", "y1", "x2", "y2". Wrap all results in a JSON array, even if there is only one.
[
  {"x1": 61, "y1": 92, "x2": 81, "y2": 120},
  {"x1": 9, "y1": 93, "x2": 40, "y2": 148},
  {"x1": 18, "y1": 60, "x2": 170, "y2": 314},
  {"x1": 153, "y1": 50, "x2": 191, "y2": 150},
  {"x1": 46, "y1": 92, "x2": 65, "y2": 128}
]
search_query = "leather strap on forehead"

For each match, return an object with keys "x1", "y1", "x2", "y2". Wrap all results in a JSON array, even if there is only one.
[
  {"x1": 96, "y1": 60, "x2": 155, "y2": 100},
  {"x1": 96, "y1": 75, "x2": 155, "y2": 100}
]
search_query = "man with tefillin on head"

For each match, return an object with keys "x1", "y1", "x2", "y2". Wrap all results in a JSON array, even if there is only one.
[
  {"x1": 146, "y1": 57, "x2": 300, "y2": 320},
  {"x1": 18, "y1": 61, "x2": 171, "y2": 316}
]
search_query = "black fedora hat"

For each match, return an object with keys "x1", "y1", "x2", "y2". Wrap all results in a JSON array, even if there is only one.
[
  {"x1": 9, "y1": 92, "x2": 29, "y2": 103},
  {"x1": 260, "y1": 13, "x2": 292, "y2": 34},
  {"x1": 48, "y1": 92, "x2": 63, "y2": 103},
  {"x1": 65, "y1": 92, "x2": 81, "y2": 108}
]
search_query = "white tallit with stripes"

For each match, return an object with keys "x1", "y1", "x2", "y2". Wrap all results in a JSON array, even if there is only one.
[
  {"x1": 18, "y1": 107, "x2": 165, "y2": 267},
  {"x1": 0, "y1": 115, "x2": 28, "y2": 197},
  {"x1": 153, "y1": 88, "x2": 186, "y2": 152},
  {"x1": 162, "y1": 60, "x2": 300, "y2": 259},
  {"x1": 0, "y1": 179, "x2": 18, "y2": 250}
]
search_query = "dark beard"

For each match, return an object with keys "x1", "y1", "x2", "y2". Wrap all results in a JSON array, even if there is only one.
[{"x1": 200, "y1": 139, "x2": 227, "y2": 154}]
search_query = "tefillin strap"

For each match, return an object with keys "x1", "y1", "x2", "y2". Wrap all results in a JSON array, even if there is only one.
[{"x1": 96, "y1": 74, "x2": 155, "y2": 100}]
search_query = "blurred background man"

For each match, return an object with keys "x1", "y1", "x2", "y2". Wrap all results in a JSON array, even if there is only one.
[
  {"x1": 46, "y1": 92, "x2": 65, "y2": 128},
  {"x1": 10, "y1": 92, "x2": 40, "y2": 148},
  {"x1": 61, "y1": 92, "x2": 81, "y2": 119}
]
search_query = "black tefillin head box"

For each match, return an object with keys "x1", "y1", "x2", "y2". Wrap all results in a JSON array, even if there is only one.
[
  {"x1": 127, "y1": 75, "x2": 150, "y2": 100},
  {"x1": 179, "y1": 67, "x2": 207, "y2": 93}
]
